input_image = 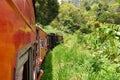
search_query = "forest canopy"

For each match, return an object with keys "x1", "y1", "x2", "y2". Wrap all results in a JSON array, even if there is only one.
[{"x1": 34, "y1": 0, "x2": 59, "y2": 25}]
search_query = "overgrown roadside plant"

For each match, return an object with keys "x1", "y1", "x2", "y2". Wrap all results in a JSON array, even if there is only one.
[
  {"x1": 40, "y1": 1, "x2": 120, "y2": 80},
  {"x1": 41, "y1": 26, "x2": 120, "y2": 80}
]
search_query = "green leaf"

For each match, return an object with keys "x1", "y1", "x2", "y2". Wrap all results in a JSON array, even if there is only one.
[{"x1": 118, "y1": 0, "x2": 120, "y2": 4}]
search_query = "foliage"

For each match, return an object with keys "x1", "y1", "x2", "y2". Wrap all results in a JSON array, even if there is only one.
[
  {"x1": 118, "y1": 0, "x2": 120, "y2": 4},
  {"x1": 34, "y1": 0, "x2": 59, "y2": 25},
  {"x1": 50, "y1": 3, "x2": 82, "y2": 33},
  {"x1": 37, "y1": 0, "x2": 120, "y2": 80},
  {"x1": 93, "y1": 1, "x2": 120, "y2": 24},
  {"x1": 41, "y1": 28, "x2": 120, "y2": 80}
]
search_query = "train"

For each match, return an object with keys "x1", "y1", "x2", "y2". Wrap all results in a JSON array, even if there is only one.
[{"x1": 0, "y1": 0, "x2": 63, "y2": 80}]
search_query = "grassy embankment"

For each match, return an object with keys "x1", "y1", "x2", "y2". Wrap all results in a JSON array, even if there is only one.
[{"x1": 41, "y1": 24, "x2": 120, "y2": 80}]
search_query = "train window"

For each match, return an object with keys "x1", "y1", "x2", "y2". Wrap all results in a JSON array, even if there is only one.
[
  {"x1": 40, "y1": 39, "x2": 44, "y2": 48},
  {"x1": 36, "y1": 30, "x2": 39, "y2": 40},
  {"x1": 45, "y1": 38, "x2": 47, "y2": 46}
]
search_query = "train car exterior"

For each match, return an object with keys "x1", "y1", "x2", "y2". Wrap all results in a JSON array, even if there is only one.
[
  {"x1": 48, "y1": 33, "x2": 63, "y2": 50},
  {"x1": 55, "y1": 34, "x2": 64, "y2": 44},
  {"x1": 36, "y1": 27, "x2": 48, "y2": 60},
  {"x1": 0, "y1": 0, "x2": 38, "y2": 80},
  {"x1": 0, "y1": 0, "x2": 64, "y2": 80}
]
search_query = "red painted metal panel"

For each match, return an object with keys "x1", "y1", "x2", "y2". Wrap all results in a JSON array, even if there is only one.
[
  {"x1": 37, "y1": 27, "x2": 48, "y2": 60},
  {"x1": 0, "y1": 0, "x2": 36, "y2": 80}
]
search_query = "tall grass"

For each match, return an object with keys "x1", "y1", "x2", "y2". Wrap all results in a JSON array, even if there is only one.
[{"x1": 41, "y1": 25, "x2": 120, "y2": 80}]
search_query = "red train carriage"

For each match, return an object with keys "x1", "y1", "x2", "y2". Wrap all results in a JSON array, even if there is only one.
[
  {"x1": 0, "y1": 0, "x2": 39, "y2": 80},
  {"x1": 48, "y1": 33, "x2": 63, "y2": 50},
  {"x1": 0, "y1": 0, "x2": 63, "y2": 80},
  {"x1": 55, "y1": 34, "x2": 64, "y2": 44},
  {"x1": 36, "y1": 26, "x2": 49, "y2": 80},
  {"x1": 36, "y1": 27, "x2": 48, "y2": 60}
]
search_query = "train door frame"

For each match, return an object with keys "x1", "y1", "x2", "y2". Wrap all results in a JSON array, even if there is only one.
[{"x1": 15, "y1": 43, "x2": 37, "y2": 80}]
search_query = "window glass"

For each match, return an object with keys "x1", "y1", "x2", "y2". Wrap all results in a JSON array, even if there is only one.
[{"x1": 40, "y1": 39, "x2": 44, "y2": 48}]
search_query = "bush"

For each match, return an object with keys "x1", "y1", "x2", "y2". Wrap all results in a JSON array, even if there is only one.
[
  {"x1": 41, "y1": 30, "x2": 120, "y2": 80},
  {"x1": 50, "y1": 3, "x2": 82, "y2": 33}
]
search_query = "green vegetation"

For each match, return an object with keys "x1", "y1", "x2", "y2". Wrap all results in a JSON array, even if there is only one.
[
  {"x1": 41, "y1": 26, "x2": 120, "y2": 80},
  {"x1": 35, "y1": 0, "x2": 120, "y2": 80},
  {"x1": 34, "y1": 0, "x2": 59, "y2": 25},
  {"x1": 50, "y1": 3, "x2": 82, "y2": 33}
]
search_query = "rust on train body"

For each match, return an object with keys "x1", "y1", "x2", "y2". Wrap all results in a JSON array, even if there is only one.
[
  {"x1": 36, "y1": 27, "x2": 48, "y2": 60},
  {"x1": 0, "y1": 0, "x2": 63, "y2": 80},
  {"x1": 0, "y1": 0, "x2": 36, "y2": 80}
]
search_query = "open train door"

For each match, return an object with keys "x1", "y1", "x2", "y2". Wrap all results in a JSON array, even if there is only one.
[{"x1": 15, "y1": 43, "x2": 37, "y2": 80}]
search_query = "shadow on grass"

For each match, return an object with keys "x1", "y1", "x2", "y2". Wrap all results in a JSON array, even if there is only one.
[{"x1": 41, "y1": 52, "x2": 53, "y2": 80}]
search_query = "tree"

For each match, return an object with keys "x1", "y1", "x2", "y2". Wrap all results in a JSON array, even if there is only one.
[
  {"x1": 35, "y1": 0, "x2": 59, "y2": 26},
  {"x1": 50, "y1": 3, "x2": 82, "y2": 33}
]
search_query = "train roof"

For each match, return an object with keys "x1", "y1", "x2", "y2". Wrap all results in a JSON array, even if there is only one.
[
  {"x1": 36, "y1": 24, "x2": 63, "y2": 36},
  {"x1": 36, "y1": 25, "x2": 47, "y2": 33}
]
